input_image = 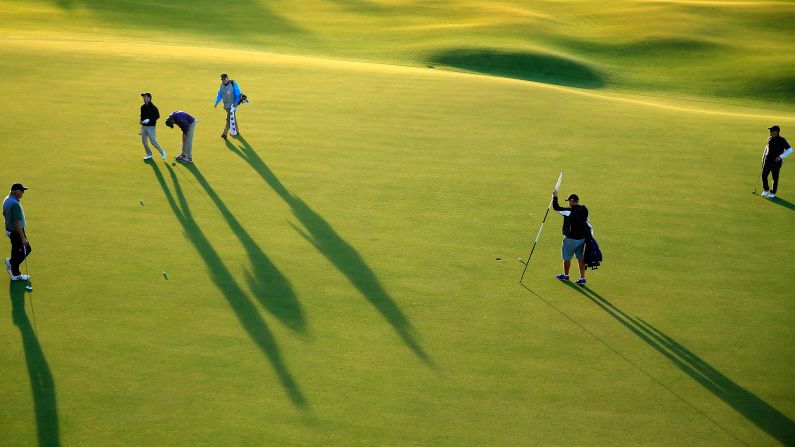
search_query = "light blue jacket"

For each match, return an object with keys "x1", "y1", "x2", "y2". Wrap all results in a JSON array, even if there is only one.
[{"x1": 214, "y1": 80, "x2": 242, "y2": 107}]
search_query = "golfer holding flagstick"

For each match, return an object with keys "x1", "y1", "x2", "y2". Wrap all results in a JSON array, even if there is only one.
[{"x1": 552, "y1": 189, "x2": 592, "y2": 285}]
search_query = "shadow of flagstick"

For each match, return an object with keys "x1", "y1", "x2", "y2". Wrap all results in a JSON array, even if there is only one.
[
  {"x1": 565, "y1": 283, "x2": 795, "y2": 446},
  {"x1": 147, "y1": 161, "x2": 308, "y2": 408},
  {"x1": 520, "y1": 282, "x2": 747, "y2": 445},
  {"x1": 182, "y1": 163, "x2": 306, "y2": 333},
  {"x1": 226, "y1": 137, "x2": 434, "y2": 366},
  {"x1": 10, "y1": 283, "x2": 61, "y2": 446},
  {"x1": 636, "y1": 318, "x2": 795, "y2": 446}
]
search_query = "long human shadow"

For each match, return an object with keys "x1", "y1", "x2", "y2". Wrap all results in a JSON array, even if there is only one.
[
  {"x1": 183, "y1": 164, "x2": 305, "y2": 333},
  {"x1": 10, "y1": 283, "x2": 61, "y2": 446},
  {"x1": 225, "y1": 136, "x2": 433, "y2": 366},
  {"x1": 147, "y1": 161, "x2": 308, "y2": 408},
  {"x1": 563, "y1": 283, "x2": 795, "y2": 446},
  {"x1": 769, "y1": 196, "x2": 795, "y2": 212}
]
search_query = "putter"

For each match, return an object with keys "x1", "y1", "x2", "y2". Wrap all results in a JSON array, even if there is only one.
[
  {"x1": 22, "y1": 245, "x2": 31, "y2": 291},
  {"x1": 754, "y1": 147, "x2": 768, "y2": 194}
]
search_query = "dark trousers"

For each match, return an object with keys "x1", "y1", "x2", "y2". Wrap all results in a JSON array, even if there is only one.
[
  {"x1": 762, "y1": 159, "x2": 782, "y2": 194},
  {"x1": 8, "y1": 230, "x2": 31, "y2": 276}
]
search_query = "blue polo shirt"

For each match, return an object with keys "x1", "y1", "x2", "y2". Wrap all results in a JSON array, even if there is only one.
[
  {"x1": 3, "y1": 194, "x2": 25, "y2": 232},
  {"x1": 169, "y1": 111, "x2": 196, "y2": 134}
]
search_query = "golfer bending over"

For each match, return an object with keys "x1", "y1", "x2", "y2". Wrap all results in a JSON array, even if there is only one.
[
  {"x1": 552, "y1": 190, "x2": 592, "y2": 285},
  {"x1": 166, "y1": 111, "x2": 197, "y2": 164}
]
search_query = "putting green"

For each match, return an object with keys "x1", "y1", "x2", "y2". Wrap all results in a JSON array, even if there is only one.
[{"x1": 0, "y1": 1, "x2": 793, "y2": 446}]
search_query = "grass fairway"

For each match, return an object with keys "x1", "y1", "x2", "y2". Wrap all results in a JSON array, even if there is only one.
[{"x1": 1, "y1": 1, "x2": 794, "y2": 446}]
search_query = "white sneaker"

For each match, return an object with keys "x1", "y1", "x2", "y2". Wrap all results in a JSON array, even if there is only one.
[
  {"x1": 761, "y1": 190, "x2": 769, "y2": 197},
  {"x1": 161, "y1": 150, "x2": 167, "y2": 161},
  {"x1": 769, "y1": 193, "x2": 776, "y2": 199},
  {"x1": 11, "y1": 274, "x2": 30, "y2": 281},
  {"x1": 4, "y1": 258, "x2": 11, "y2": 276},
  {"x1": 143, "y1": 155, "x2": 153, "y2": 160}
]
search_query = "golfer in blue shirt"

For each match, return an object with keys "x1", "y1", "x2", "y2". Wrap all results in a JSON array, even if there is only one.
[{"x1": 166, "y1": 111, "x2": 198, "y2": 163}]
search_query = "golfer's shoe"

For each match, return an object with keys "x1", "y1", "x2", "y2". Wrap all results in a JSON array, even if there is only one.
[
  {"x1": 178, "y1": 157, "x2": 193, "y2": 164},
  {"x1": 175, "y1": 154, "x2": 185, "y2": 161},
  {"x1": 761, "y1": 190, "x2": 770, "y2": 197},
  {"x1": 555, "y1": 273, "x2": 570, "y2": 281},
  {"x1": 161, "y1": 151, "x2": 167, "y2": 161},
  {"x1": 11, "y1": 274, "x2": 30, "y2": 281},
  {"x1": 4, "y1": 258, "x2": 11, "y2": 276},
  {"x1": 769, "y1": 193, "x2": 776, "y2": 199},
  {"x1": 221, "y1": 134, "x2": 228, "y2": 140},
  {"x1": 143, "y1": 154, "x2": 153, "y2": 161},
  {"x1": 575, "y1": 277, "x2": 587, "y2": 285}
]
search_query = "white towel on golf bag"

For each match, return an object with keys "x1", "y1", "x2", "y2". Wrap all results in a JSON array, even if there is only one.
[{"x1": 230, "y1": 105, "x2": 238, "y2": 136}]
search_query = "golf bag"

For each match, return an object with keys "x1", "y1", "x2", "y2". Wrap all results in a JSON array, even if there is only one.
[
  {"x1": 229, "y1": 81, "x2": 249, "y2": 136},
  {"x1": 584, "y1": 235, "x2": 602, "y2": 269},
  {"x1": 229, "y1": 98, "x2": 249, "y2": 136},
  {"x1": 229, "y1": 105, "x2": 239, "y2": 136}
]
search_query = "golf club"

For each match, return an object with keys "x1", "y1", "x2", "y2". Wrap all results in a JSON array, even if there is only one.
[
  {"x1": 519, "y1": 171, "x2": 563, "y2": 284},
  {"x1": 754, "y1": 146, "x2": 768, "y2": 194},
  {"x1": 23, "y1": 245, "x2": 31, "y2": 291}
]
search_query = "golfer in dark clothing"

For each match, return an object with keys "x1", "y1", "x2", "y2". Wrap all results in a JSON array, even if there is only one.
[
  {"x1": 139, "y1": 92, "x2": 166, "y2": 161},
  {"x1": 3, "y1": 184, "x2": 31, "y2": 281},
  {"x1": 761, "y1": 125, "x2": 793, "y2": 199},
  {"x1": 552, "y1": 190, "x2": 592, "y2": 285},
  {"x1": 165, "y1": 111, "x2": 197, "y2": 164}
]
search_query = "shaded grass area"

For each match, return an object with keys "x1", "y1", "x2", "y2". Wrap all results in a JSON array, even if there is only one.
[
  {"x1": 224, "y1": 135, "x2": 433, "y2": 365},
  {"x1": 39, "y1": 0, "x2": 306, "y2": 38},
  {"x1": 181, "y1": 162, "x2": 306, "y2": 333},
  {"x1": 562, "y1": 283, "x2": 795, "y2": 447},
  {"x1": 428, "y1": 48, "x2": 605, "y2": 88},
  {"x1": 3, "y1": 0, "x2": 795, "y2": 104},
  {"x1": 146, "y1": 161, "x2": 308, "y2": 409},
  {"x1": 10, "y1": 283, "x2": 60, "y2": 447}
]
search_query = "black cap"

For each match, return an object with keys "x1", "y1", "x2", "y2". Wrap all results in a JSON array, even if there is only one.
[
  {"x1": 165, "y1": 117, "x2": 174, "y2": 128},
  {"x1": 769, "y1": 125, "x2": 780, "y2": 132},
  {"x1": 10, "y1": 183, "x2": 28, "y2": 191},
  {"x1": 221, "y1": 73, "x2": 228, "y2": 79},
  {"x1": 141, "y1": 92, "x2": 152, "y2": 98},
  {"x1": 566, "y1": 194, "x2": 579, "y2": 202}
]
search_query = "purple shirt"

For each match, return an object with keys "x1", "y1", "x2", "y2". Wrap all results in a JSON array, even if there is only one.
[{"x1": 169, "y1": 111, "x2": 195, "y2": 134}]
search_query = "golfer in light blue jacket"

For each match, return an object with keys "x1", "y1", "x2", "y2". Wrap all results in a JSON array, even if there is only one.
[{"x1": 214, "y1": 73, "x2": 242, "y2": 139}]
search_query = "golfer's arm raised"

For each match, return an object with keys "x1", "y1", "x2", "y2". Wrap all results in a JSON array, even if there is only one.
[{"x1": 551, "y1": 195, "x2": 571, "y2": 216}]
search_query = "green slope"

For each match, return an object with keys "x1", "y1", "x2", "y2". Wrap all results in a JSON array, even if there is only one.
[{"x1": 2, "y1": 0, "x2": 795, "y2": 104}]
